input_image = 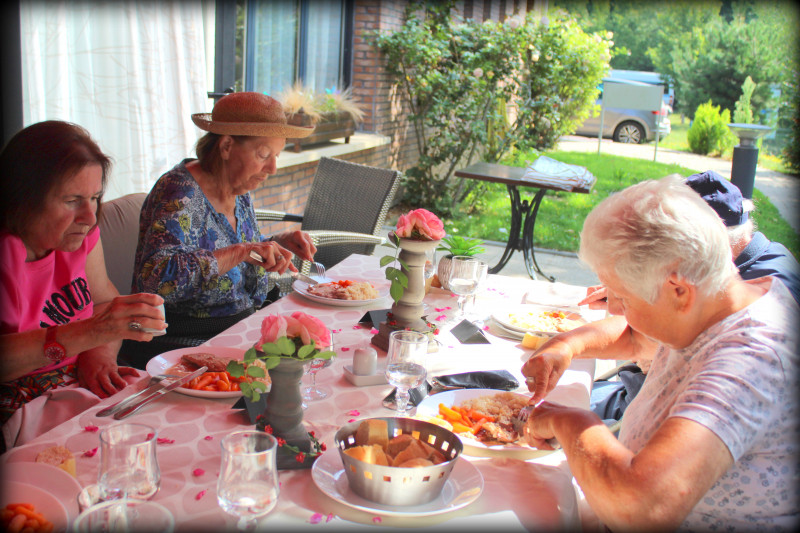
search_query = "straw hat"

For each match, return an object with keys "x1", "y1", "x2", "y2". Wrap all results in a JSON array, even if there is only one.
[{"x1": 191, "y1": 92, "x2": 314, "y2": 138}]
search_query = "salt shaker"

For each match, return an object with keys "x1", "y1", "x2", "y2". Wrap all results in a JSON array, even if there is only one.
[{"x1": 352, "y1": 346, "x2": 378, "y2": 376}]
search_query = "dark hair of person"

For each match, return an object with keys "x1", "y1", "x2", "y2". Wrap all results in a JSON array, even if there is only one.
[
  {"x1": 195, "y1": 133, "x2": 253, "y2": 175},
  {"x1": 0, "y1": 120, "x2": 111, "y2": 236}
]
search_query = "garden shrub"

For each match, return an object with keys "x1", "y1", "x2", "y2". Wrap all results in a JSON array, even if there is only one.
[{"x1": 687, "y1": 101, "x2": 736, "y2": 156}]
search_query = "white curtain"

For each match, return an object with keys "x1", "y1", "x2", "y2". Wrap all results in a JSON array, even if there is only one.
[{"x1": 20, "y1": 0, "x2": 216, "y2": 200}]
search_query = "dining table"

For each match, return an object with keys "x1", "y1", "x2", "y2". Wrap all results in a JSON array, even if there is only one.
[{"x1": 0, "y1": 253, "x2": 607, "y2": 532}]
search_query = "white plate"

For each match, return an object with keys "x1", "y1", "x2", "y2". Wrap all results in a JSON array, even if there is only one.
[
  {"x1": 416, "y1": 389, "x2": 553, "y2": 458},
  {"x1": 1, "y1": 481, "x2": 69, "y2": 532},
  {"x1": 1, "y1": 462, "x2": 81, "y2": 523},
  {"x1": 491, "y1": 304, "x2": 586, "y2": 335},
  {"x1": 311, "y1": 451, "x2": 483, "y2": 517},
  {"x1": 292, "y1": 279, "x2": 390, "y2": 307},
  {"x1": 145, "y1": 346, "x2": 250, "y2": 399}
]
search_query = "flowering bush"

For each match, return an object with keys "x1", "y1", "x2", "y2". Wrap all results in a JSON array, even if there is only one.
[
  {"x1": 380, "y1": 208, "x2": 444, "y2": 303},
  {"x1": 227, "y1": 311, "x2": 335, "y2": 401}
]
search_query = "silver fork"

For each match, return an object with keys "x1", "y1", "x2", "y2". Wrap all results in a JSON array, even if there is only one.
[
  {"x1": 512, "y1": 403, "x2": 562, "y2": 449},
  {"x1": 309, "y1": 261, "x2": 326, "y2": 279}
]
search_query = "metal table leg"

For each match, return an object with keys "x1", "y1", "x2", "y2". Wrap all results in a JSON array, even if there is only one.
[
  {"x1": 487, "y1": 185, "x2": 523, "y2": 275},
  {"x1": 522, "y1": 189, "x2": 554, "y2": 281}
]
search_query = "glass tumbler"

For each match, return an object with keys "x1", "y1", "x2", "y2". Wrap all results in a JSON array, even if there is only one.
[{"x1": 98, "y1": 423, "x2": 160, "y2": 501}]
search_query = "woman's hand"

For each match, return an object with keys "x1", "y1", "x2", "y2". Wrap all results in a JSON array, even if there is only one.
[
  {"x1": 90, "y1": 293, "x2": 167, "y2": 343},
  {"x1": 76, "y1": 348, "x2": 140, "y2": 398},
  {"x1": 271, "y1": 230, "x2": 317, "y2": 263},
  {"x1": 521, "y1": 401, "x2": 575, "y2": 449},
  {"x1": 578, "y1": 284, "x2": 608, "y2": 310},
  {"x1": 246, "y1": 241, "x2": 297, "y2": 274},
  {"x1": 521, "y1": 339, "x2": 574, "y2": 403}
]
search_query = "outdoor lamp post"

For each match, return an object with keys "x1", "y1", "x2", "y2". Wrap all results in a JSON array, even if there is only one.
[{"x1": 727, "y1": 123, "x2": 773, "y2": 199}]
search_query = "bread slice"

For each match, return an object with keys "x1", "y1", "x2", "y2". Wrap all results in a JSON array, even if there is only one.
[
  {"x1": 35, "y1": 445, "x2": 76, "y2": 477},
  {"x1": 343, "y1": 444, "x2": 390, "y2": 466},
  {"x1": 354, "y1": 419, "x2": 388, "y2": 450},
  {"x1": 395, "y1": 457, "x2": 435, "y2": 468},
  {"x1": 390, "y1": 438, "x2": 429, "y2": 466},
  {"x1": 386, "y1": 433, "x2": 415, "y2": 458}
]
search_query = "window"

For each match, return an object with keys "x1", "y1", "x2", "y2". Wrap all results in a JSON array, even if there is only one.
[{"x1": 229, "y1": 0, "x2": 351, "y2": 97}]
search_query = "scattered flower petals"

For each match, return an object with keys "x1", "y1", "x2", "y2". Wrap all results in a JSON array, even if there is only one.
[
  {"x1": 146, "y1": 433, "x2": 155, "y2": 440},
  {"x1": 482, "y1": 325, "x2": 490, "y2": 331},
  {"x1": 83, "y1": 447, "x2": 98, "y2": 458},
  {"x1": 369, "y1": 328, "x2": 379, "y2": 335},
  {"x1": 334, "y1": 328, "x2": 342, "y2": 333},
  {"x1": 157, "y1": 437, "x2": 175, "y2": 444},
  {"x1": 309, "y1": 513, "x2": 323, "y2": 524},
  {"x1": 347, "y1": 419, "x2": 356, "y2": 423},
  {"x1": 192, "y1": 468, "x2": 205, "y2": 477},
  {"x1": 326, "y1": 513, "x2": 334, "y2": 522},
  {"x1": 341, "y1": 347, "x2": 350, "y2": 352},
  {"x1": 195, "y1": 490, "x2": 207, "y2": 500},
  {"x1": 347, "y1": 410, "x2": 360, "y2": 416},
  {"x1": 83, "y1": 425, "x2": 99, "y2": 433},
  {"x1": 435, "y1": 314, "x2": 447, "y2": 321},
  {"x1": 204, "y1": 435, "x2": 213, "y2": 440},
  {"x1": 435, "y1": 307, "x2": 451, "y2": 312},
  {"x1": 352, "y1": 324, "x2": 360, "y2": 329},
  {"x1": 372, "y1": 516, "x2": 382, "y2": 524}
]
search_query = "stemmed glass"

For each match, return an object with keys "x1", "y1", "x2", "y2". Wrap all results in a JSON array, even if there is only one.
[
  {"x1": 466, "y1": 260, "x2": 489, "y2": 319},
  {"x1": 217, "y1": 431, "x2": 280, "y2": 531},
  {"x1": 384, "y1": 330, "x2": 428, "y2": 416},
  {"x1": 449, "y1": 255, "x2": 482, "y2": 319},
  {"x1": 302, "y1": 331, "x2": 335, "y2": 402}
]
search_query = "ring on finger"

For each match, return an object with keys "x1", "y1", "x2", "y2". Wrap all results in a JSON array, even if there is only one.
[
  {"x1": 525, "y1": 376, "x2": 535, "y2": 384},
  {"x1": 128, "y1": 321, "x2": 143, "y2": 331}
]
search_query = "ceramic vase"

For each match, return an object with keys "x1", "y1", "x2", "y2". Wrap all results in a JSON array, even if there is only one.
[
  {"x1": 372, "y1": 238, "x2": 440, "y2": 351},
  {"x1": 263, "y1": 357, "x2": 314, "y2": 468}
]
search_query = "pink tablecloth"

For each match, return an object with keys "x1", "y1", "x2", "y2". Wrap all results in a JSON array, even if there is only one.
[{"x1": 1, "y1": 254, "x2": 600, "y2": 531}]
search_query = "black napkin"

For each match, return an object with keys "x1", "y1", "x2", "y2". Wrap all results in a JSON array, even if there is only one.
[
  {"x1": 451, "y1": 319, "x2": 491, "y2": 344},
  {"x1": 232, "y1": 396, "x2": 268, "y2": 425},
  {"x1": 433, "y1": 369, "x2": 518, "y2": 390},
  {"x1": 359, "y1": 309, "x2": 390, "y2": 327}
]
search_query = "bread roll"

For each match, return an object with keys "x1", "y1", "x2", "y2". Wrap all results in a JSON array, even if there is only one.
[
  {"x1": 35, "y1": 445, "x2": 76, "y2": 477},
  {"x1": 386, "y1": 433, "x2": 415, "y2": 457},
  {"x1": 343, "y1": 444, "x2": 390, "y2": 466},
  {"x1": 354, "y1": 419, "x2": 388, "y2": 450},
  {"x1": 396, "y1": 457, "x2": 434, "y2": 468}
]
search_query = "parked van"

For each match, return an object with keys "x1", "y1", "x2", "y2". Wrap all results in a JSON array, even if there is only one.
[{"x1": 573, "y1": 78, "x2": 671, "y2": 144}]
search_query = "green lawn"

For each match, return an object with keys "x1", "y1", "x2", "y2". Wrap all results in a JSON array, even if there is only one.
[{"x1": 433, "y1": 150, "x2": 799, "y2": 260}]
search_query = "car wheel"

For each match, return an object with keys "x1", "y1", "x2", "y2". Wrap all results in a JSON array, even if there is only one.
[{"x1": 613, "y1": 121, "x2": 645, "y2": 144}]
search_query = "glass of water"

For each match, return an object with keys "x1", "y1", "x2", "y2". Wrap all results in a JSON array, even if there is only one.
[
  {"x1": 384, "y1": 330, "x2": 428, "y2": 415},
  {"x1": 302, "y1": 330, "x2": 336, "y2": 402},
  {"x1": 449, "y1": 255, "x2": 482, "y2": 318},
  {"x1": 98, "y1": 423, "x2": 160, "y2": 501},
  {"x1": 217, "y1": 431, "x2": 279, "y2": 531}
]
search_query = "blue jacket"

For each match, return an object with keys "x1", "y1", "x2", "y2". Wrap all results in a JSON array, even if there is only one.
[{"x1": 736, "y1": 232, "x2": 800, "y2": 304}]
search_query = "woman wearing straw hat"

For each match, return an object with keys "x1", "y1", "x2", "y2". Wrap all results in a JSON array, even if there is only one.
[{"x1": 127, "y1": 92, "x2": 317, "y2": 367}]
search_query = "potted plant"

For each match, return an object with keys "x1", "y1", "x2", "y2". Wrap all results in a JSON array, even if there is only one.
[
  {"x1": 436, "y1": 236, "x2": 486, "y2": 290},
  {"x1": 279, "y1": 83, "x2": 365, "y2": 152}
]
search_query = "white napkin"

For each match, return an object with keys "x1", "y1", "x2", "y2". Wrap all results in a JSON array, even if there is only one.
[{"x1": 522, "y1": 156, "x2": 596, "y2": 190}]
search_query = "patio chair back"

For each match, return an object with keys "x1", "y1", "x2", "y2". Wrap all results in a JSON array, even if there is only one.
[
  {"x1": 301, "y1": 157, "x2": 401, "y2": 268},
  {"x1": 98, "y1": 192, "x2": 147, "y2": 295}
]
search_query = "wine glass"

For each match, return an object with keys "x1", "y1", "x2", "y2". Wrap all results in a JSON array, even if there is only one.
[
  {"x1": 384, "y1": 330, "x2": 428, "y2": 416},
  {"x1": 466, "y1": 260, "x2": 489, "y2": 319},
  {"x1": 302, "y1": 331, "x2": 336, "y2": 402},
  {"x1": 448, "y1": 255, "x2": 481, "y2": 319},
  {"x1": 98, "y1": 423, "x2": 160, "y2": 501},
  {"x1": 217, "y1": 431, "x2": 280, "y2": 532}
]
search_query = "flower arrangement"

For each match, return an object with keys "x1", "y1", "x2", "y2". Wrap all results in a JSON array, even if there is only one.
[
  {"x1": 227, "y1": 311, "x2": 335, "y2": 402},
  {"x1": 380, "y1": 208, "x2": 446, "y2": 302}
]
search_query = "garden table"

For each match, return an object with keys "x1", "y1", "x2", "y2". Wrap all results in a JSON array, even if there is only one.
[
  {"x1": 0, "y1": 254, "x2": 603, "y2": 531},
  {"x1": 455, "y1": 161, "x2": 594, "y2": 281}
]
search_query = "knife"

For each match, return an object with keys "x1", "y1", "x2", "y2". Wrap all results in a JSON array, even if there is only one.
[
  {"x1": 511, "y1": 403, "x2": 561, "y2": 450},
  {"x1": 96, "y1": 374, "x2": 174, "y2": 417},
  {"x1": 112, "y1": 366, "x2": 208, "y2": 420}
]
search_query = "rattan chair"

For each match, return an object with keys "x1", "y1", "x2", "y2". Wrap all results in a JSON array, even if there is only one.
[{"x1": 256, "y1": 157, "x2": 401, "y2": 293}]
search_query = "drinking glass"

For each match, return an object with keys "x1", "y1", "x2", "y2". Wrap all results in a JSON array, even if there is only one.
[
  {"x1": 466, "y1": 260, "x2": 489, "y2": 318},
  {"x1": 98, "y1": 423, "x2": 160, "y2": 501},
  {"x1": 217, "y1": 431, "x2": 280, "y2": 531},
  {"x1": 302, "y1": 331, "x2": 336, "y2": 402},
  {"x1": 448, "y1": 255, "x2": 481, "y2": 318},
  {"x1": 384, "y1": 330, "x2": 428, "y2": 415},
  {"x1": 73, "y1": 499, "x2": 174, "y2": 533}
]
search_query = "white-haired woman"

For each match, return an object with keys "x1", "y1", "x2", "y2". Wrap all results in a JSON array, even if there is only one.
[{"x1": 521, "y1": 175, "x2": 798, "y2": 531}]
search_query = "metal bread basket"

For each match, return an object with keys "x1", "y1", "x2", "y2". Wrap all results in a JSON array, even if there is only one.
[{"x1": 335, "y1": 417, "x2": 463, "y2": 506}]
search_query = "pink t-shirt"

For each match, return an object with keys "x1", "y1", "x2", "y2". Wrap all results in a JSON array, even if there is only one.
[{"x1": 0, "y1": 226, "x2": 100, "y2": 374}]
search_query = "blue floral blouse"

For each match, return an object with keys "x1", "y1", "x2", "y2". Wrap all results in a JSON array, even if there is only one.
[{"x1": 132, "y1": 159, "x2": 271, "y2": 318}]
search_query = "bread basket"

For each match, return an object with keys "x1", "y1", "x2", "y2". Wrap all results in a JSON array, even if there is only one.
[{"x1": 335, "y1": 417, "x2": 463, "y2": 506}]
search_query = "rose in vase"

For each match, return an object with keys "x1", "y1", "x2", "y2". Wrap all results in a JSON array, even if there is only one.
[
  {"x1": 227, "y1": 311, "x2": 335, "y2": 402},
  {"x1": 380, "y1": 208, "x2": 446, "y2": 302}
]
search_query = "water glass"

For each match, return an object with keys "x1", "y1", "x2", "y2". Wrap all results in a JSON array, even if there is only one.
[
  {"x1": 384, "y1": 330, "x2": 428, "y2": 415},
  {"x1": 218, "y1": 431, "x2": 280, "y2": 531},
  {"x1": 73, "y1": 499, "x2": 174, "y2": 533},
  {"x1": 466, "y1": 260, "x2": 489, "y2": 317},
  {"x1": 449, "y1": 256, "x2": 482, "y2": 318},
  {"x1": 98, "y1": 423, "x2": 160, "y2": 501},
  {"x1": 302, "y1": 330, "x2": 336, "y2": 402}
]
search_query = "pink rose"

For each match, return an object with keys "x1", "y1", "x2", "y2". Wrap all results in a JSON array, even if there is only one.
[
  {"x1": 257, "y1": 314, "x2": 289, "y2": 346},
  {"x1": 287, "y1": 312, "x2": 331, "y2": 348},
  {"x1": 395, "y1": 208, "x2": 445, "y2": 240}
]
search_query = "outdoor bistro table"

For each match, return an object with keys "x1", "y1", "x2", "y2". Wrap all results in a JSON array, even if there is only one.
[
  {"x1": 0, "y1": 254, "x2": 603, "y2": 532},
  {"x1": 455, "y1": 161, "x2": 594, "y2": 281}
]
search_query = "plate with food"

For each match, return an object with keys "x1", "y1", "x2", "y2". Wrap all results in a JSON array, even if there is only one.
[
  {"x1": 293, "y1": 279, "x2": 390, "y2": 307},
  {"x1": 1, "y1": 461, "x2": 81, "y2": 523},
  {"x1": 415, "y1": 389, "x2": 553, "y2": 458},
  {"x1": 145, "y1": 346, "x2": 270, "y2": 399},
  {"x1": 491, "y1": 304, "x2": 586, "y2": 336},
  {"x1": 1, "y1": 482, "x2": 69, "y2": 533}
]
